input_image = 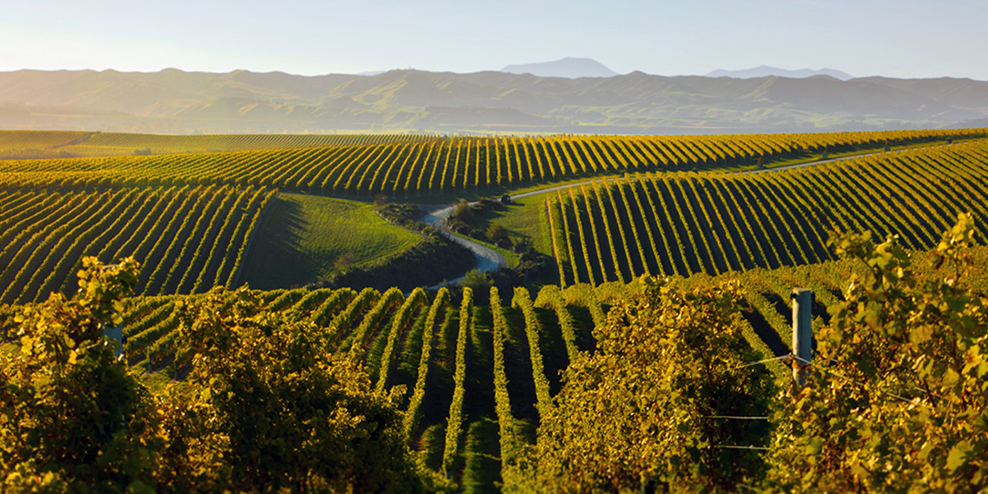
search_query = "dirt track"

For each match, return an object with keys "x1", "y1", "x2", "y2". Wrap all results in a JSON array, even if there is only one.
[{"x1": 420, "y1": 204, "x2": 507, "y2": 287}]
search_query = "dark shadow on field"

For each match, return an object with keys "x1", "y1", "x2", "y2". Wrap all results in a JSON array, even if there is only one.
[
  {"x1": 534, "y1": 306, "x2": 567, "y2": 396},
  {"x1": 237, "y1": 197, "x2": 313, "y2": 290},
  {"x1": 461, "y1": 418, "x2": 502, "y2": 494},
  {"x1": 470, "y1": 202, "x2": 522, "y2": 230},
  {"x1": 502, "y1": 307, "x2": 538, "y2": 423},
  {"x1": 740, "y1": 297, "x2": 789, "y2": 357},
  {"x1": 763, "y1": 291, "x2": 791, "y2": 323},
  {"x1": 465, "y1": 307, "x2": 496, "y2": 419},
  {"x1": 564, "y1": 305, "x2": 598, "y2": 354},
  {"x1": 416, "y1": 310, "x2": 458, "y2": 443}
]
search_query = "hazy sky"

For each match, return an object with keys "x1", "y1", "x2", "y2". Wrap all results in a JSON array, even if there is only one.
[{"x1": 2, "y1": 0, "x2": 986, "y2": 80}]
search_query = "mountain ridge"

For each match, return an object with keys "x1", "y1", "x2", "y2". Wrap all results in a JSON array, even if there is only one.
[
  {"x1": 500, "y1": 57, "x2": 619, "y2": 78},
  {"x1": 1, "y1": 67, "x2": 986, "y2": 134},
  {"x1": 706, "y1": 65, "x2": 855, "y2": 81}
]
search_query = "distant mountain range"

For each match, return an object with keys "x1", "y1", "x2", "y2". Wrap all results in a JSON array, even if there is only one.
[
  {"x1": 496, "y1": 60, "x2": 856, "y2": 81},
  {"x1": 501, "y1": 57, "x2": 619, "y2": 78},
  {"x1": 706, "y1": 65, "x2": 855, "y2": 81},
  {"x1": 1, "y1": 66, "x2": 986, "y2": 134}
]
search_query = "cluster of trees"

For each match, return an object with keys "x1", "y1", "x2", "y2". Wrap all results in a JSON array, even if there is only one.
[
  {"x1": 446, "y1": 199, "x2": 512, "y2": 248},
  {"x1": 0, "y1": 258, "x2": 439, "y2": 493}
]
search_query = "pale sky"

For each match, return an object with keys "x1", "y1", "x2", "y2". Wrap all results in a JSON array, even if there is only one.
[{"x1": 2, "y1": 0, "x2": 986, "y2": 80}]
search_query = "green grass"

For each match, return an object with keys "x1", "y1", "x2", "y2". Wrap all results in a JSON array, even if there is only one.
[
  {"x1": 467, "y1": 198, "x2": 551, "y2": 257},
  {"x1": 461, "y1": 418, "x2": 502, "y2": 494},
  {"x1": 238, "y1": 193, "x2": 421, "y2": 290}
]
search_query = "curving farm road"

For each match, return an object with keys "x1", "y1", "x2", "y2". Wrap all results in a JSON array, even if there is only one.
[{"x1": 421, "y1": 203, "x2": 507, "y2": 287}]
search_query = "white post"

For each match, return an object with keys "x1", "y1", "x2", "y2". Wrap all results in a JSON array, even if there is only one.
[{"x1": 792, "y1": 288, "x2": 812, "y2": 386}]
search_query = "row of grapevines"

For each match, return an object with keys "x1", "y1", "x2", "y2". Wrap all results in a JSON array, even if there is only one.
[
  {"x1": 488, "y1": 287, "x2": 518, "y2": 466},
  {"x1": 402, "y1": 288, "x2": 451, "y2": 444},
  {"x1": 441, "y1": 287, "x2": 473, "y2": 477},
  {"x1": 284, "y1": 288, "x2": 335, "y2": 321},
  {"x1": 374, "y1": 288, "x2": 428, "y2": 392},
  {"x1": 511, "y1": 287, "x2": 552, "y2": 415},
  {"x1": 326, "y1": 287, "x2": 380, "y2": 349},
  {"x1": 0, "y1": 190, "x2": 118, "y2": 304},
  {"x1": 342, "y1": 287, "x2": 404, "y2": 355},
  {"x1": 27, "y1": 189, "x2": 151, "y2": 304},
  {"x1": 544, "y1": 194, "x2": 570, "y2": 287},
  {"x1": 532, "y1": 285, "x2": 580, "y2": 364},
  {"x1": 99, "y1": 256, "x2": 927, "y2": 483},
  {"x1": 225, "y1": 189, "x2": 279, "y2": 289},
  {"x1": 310, "y1": 288, "x2": 358, "y2": 326}
]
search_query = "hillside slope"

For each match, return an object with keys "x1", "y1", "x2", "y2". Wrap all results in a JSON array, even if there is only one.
[{"x1": 3, "y1": 68, "x2": 988, "y2": 133}]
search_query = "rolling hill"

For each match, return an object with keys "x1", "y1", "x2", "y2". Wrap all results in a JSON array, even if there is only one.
[{"x1": 2, "y1": 68, "x2": 988, "y2": 134}]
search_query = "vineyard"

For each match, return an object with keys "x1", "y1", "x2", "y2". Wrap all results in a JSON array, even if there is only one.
[
  {"x1": 3, "y1": 123, "x2": 988, "y2": 491},
  {"x1": 1, "y1": 128, "x2": 986, "y2": 308},
  {"x1": 1, "y1": 128, "x2": 986, "y2": 306},
  {"x1": 0, "y1": 186, "x2": 275, "y2": 304},
  {"x1": 105, "y1": 242, "x2": 988, "y2": 492},
  {"x1": 0, "y1": 128, "x2": 982, "y2": 196},
  {"x1": 112, "y1": 280, "x2": 735, "y2": 489},
  {"x1": 0, "y1": 130, "x2": 429, "y2": 159},
  {"x1": 539, "y1": 139, "x2": 988, "y2": 285},
  {"x1": 0, "y1": 131, "x2": 93, "y2": 158}
]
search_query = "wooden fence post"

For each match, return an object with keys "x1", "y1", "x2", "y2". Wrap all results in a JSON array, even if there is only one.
[{"x1": 792, "y1": 288, "x2": 813, "y2": 386}]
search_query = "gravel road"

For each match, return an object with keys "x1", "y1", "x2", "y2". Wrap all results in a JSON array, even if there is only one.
[{"x1": 421, "y1": 203, "x2": 507, "y2": 287}]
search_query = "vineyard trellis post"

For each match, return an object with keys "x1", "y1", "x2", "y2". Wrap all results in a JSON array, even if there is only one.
[
  {"x1": 791, "y1": 288, "x2": 812, "y2": 387},
  {"x1": 103, "y1": 324, "x2": 124, "y2": 359}
]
